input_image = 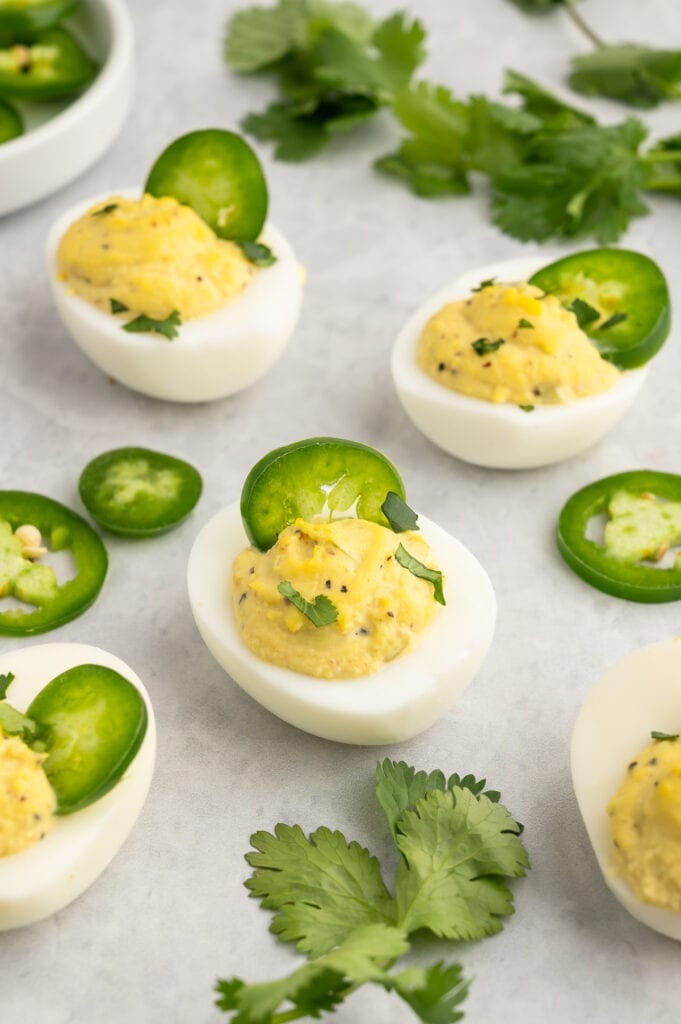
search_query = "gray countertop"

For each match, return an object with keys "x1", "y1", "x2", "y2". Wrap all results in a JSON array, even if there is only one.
[{"x1": 2, "y1": 0, "x2": 681, "y2": 1020}]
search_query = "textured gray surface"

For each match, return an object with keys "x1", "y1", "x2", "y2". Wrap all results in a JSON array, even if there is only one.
[{"x1": 2, "y1": 0, "x2": 681, "y2": 1020}]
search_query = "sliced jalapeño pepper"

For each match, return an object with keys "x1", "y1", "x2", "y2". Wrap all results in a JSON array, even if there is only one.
[
  {"x1": 529, "y1": 248, "x2": 671, "y2": 370},
  {"x1": 241, "y1": 437, "x2": 406, "y2": 551},
  {"x1": 144, "y1": 129, "x2": 269, "y2": 243},
  {"x1": 557, "y1": 470, "x2": 681, "y2": 603},
  {"x1": 0, "y1": 491, "x2": 107, "y2": 635},
  {"x1": 79, "y1": 447, "x2": 203, "y2": 538},
  {"x1": 27, "y1": 664, "x2": 148, "y2": 813},
  {"x1": 0, "y1": 27, "x2": 97, "y2": 100},
  {"x1": 0, "y1": 0, "x2": 75, "y2": 33},
  {"x1": 0, "y1": 95, "x2": 21, "y2": 143}
]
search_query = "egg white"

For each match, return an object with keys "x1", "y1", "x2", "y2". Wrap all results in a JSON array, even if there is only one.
[
  {"x1": 187, "y1": 502, "x2": 496, "y2": 745},
  {"x1": 572, "y1": 638, "x2": 681, "y2": 941},
  {"x1": 392, "y1": 257, "x2": 648, "y2": 470},
  {"x1": 0, "y1": 642, "x2": 156, "y2": 931},
  {"x1": 46, "y1": 191, "x2": 303, "y2": 403}
]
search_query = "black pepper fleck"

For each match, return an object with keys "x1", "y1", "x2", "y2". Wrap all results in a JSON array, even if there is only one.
[
  {"x1": 239, "y1": 593, "x2": 247, "y2": 605},
  {"x1": 325, "y1": 579, "x2": 331, "y2": 589},
  {"x1": 628, "y1": 761, "x2": 638, "y2": 770},
  {"x1": 340, "y1": 585, "x2": 348, "y2": 593},
  {"x1": 647, "y1": 757, "x2": 658, "y2": 766},
  {"x1": 438, "y1": 362, "x2": 446, "y2": 372}
]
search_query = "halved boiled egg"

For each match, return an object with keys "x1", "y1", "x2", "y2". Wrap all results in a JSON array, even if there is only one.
[
  {"x1": 46, "y1": 192, "x2": 303, "y2": 403},
  {"x1": 187, "y1": 502, "x2": 496, "y2": 745},
  {"x1": 392, "y1": 258, "x2": 648, "y2": 470},
  {"x1": 572, "y1": 638, "x2": 681, "y2": 940},
  {"x1": 0, "y1": 642, "x2": 155, "y2": 930}
]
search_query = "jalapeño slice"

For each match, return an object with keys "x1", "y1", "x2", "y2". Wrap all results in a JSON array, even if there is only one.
[
  {"x1": 79, "y1": 447, "x2": 203, "y2": 538},
  {"x1": 0, "y1": 491, "x2": 107, "y2": 635},
  {"x1": 27, "y1": 664, "x2": 148, "y2": 814},
  {"x1": 0, "y1": 27, "x2": 98, "y2": 100},
  {"x1": 557, "y1": 470, "x2": 681, "y2": 603},
  {"x1": 144, "y1": 128, "x2": 268, "y2": 243},
  {"x1": 241, "y1": 437, "x2": 406, "y2": 551},
  {"x1": 0, "y1": 0, "x2": 75, "y2": 33},
  {"x1": 529, "y1": 248, "x2": 670, "y2": 370}
]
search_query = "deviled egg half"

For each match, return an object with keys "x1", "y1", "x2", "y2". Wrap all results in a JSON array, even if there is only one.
[
  {"x1": 47, "y1": 129, "x2": 303, "y2": 402},
  {"x1": 0, "y1": 642, "x2": 155, "y2": 930},
  {"x1": 392, "y1": 250, "x2": 670, "y2": 469},
  {"x1": 188, "y1": 438, "x2": 496, "y2": 745},
  {"x1": 572, "y1": 639, "x2": 681, "y2": 940}
]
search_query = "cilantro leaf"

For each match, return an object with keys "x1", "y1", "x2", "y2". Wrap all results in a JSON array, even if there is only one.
[
  {"x1": 0, "y1": 671, "x2": 15, "y2": 700},
  {"x1": 92, "y1": 202, "x2": 118, "y2": 217},
  {"x1": 568, "y1": 298, "x2": 600, "y2": 329},
  {"x1": 387, "y1": 962, "x2": 469, "y2": 1024},
  {"x1": 381, "y1": 492, "x2": 419, "y2": 533},
  {"x1": 395, "y1": 787, "x2": 529, "y2": 941},
  {"x1": 518, "y1": 404, "x2": 535, "y2": 412},
  {"x1": 245, "y1": 824, "x2": 395, "y2": 956},
  {"x1": 237, "y1": 240, "x2": 278, "y2": 266},
  {"x1": 569, "y1": 45, "x2": 681, "y2": 110},
  {"x1": 243, "y1": 94, "x2": 378, "y2": 161},
  {"x1": 472, "y1": 337, "x2": 505, "y2": 355},
  {"x1": 599, "y1": 311, "x2": 627, "y2": 330},
  {"x1": 0, "y1": 702, "x2": 37, "y2": 740},
  {"x1": 123, "y1": 311, "x2": 182, "y2": 340},
  {"x1": 225, "y1": 0, "x2": 307, "y2": 73},
  {"x1": 374, "y1": 149, "x2": 469, "y2": 198},
  {"x1": 651, "y1": 730, "x2": 680, "y2": 742},
  {"x1": 110, "y1": 298, "x2": 128, "y2": 314},
  {"x1": 642, "y1": 132, "x2": 681, "y2": 195},
  {"x1": 277, "y1": 582, "x2": 338, "y2": 627},
  {"x1": 395, "y1": 544, "x2": 445, "y2": 605},
  {"x1": 503, "y1": 69, "x2": 594, "y2": 127},
  {"x1": 518, "y1": 318, "x2": 534, "y2": 329}
]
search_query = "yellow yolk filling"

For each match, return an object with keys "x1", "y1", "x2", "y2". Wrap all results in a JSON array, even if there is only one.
[
  {"x1": 608, "y1": 737, "x2": 681, "y2": 911},
  {"x1": 57, "y1": 194, "x2": 255, "y2": 321},
  {"x1": 232, "y1": 518, "x2": 438, "y2": 680},
  {"x1": 417, "y1": 282, "x2": 620, "y2": 406},
  {"x1": 0, "y1": 732, "x2": 56, "y2": 858}
]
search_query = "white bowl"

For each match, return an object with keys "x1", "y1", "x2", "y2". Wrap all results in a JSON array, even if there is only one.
[
  {"x1": 0, "y1": 0, "x2": 133, "y2": 216},
  {"x1": 392, "y1": 258, "x2": 649, "y2": 470}
]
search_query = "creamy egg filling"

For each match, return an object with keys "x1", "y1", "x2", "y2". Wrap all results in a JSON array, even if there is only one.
[
  {"x1": 417, "y1": 282, "x2": 620, "y2": 406},
  {"x1": 232, "y1": 518, "x2": 438, "y2": 680},
  {"x1": 0, "y1": 731, "x2": 56, "y2": 858},
  {"x1": 608, "y1": 736, "x2": 681, "y2": 912},
  {"x1": 57, "y1": 195, "x2": 255, "y2": 321}
]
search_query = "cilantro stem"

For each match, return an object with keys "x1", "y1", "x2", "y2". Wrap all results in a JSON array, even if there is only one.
[
  {"x1": 563, "y1": 0, "x2": 605, "y2": 49},
  {"x1": 640, "y1": 150, "x2": 681, "y2": 164}
]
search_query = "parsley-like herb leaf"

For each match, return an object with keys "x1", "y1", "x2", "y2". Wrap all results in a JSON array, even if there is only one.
[
  {"x1": 518, "y1": 404, "x2": 535, "y2": 412},
  {"x1": 382, "y1": 492, "x2": 419, "y2": 533},
  {"x1": 237, "y1": 240, "x2": 277, "y2": 266},
  {"x1": 123, "y1": 311, "x2": 182, "y2": 340},
  {"x1": 568, "y1": 298, "x2": 600, "y2": 329},
  {"x1": 518, "y1": 318, "x2": 534, "y2": 329},
  {"x1": 472, "y1": 277, "x2": 496, "y2": 292},
  {"x1": 569, "y1": 46, "x2": 681, "y2": 110},
  {"x1": 278, "y1": 581, "x2": 339, "y2": 626},
  {"x1": 110, "y1": 298, "x2": 129, "y2": 314},
  {"x1": 92, "y1": 203, "x2": 118, "y2": 217},
  {"x1": 0, "y1": 702, "x2": 37, "y2": 740},
  {"x1": 599, "y1": 311, "x2": 627, "y2": 330},
  {"x1": 0, "y1": 671, "x2": 15, "y2": 700},
  {"x1": 394, "y1": 544, "x2": 445, "y2": 605},
  {"x1": 472, "y1": 337, "x2": 505, "y2": 356},
  {"x1": 651, "y1": 730, "x2": 680, "y2": 742}
]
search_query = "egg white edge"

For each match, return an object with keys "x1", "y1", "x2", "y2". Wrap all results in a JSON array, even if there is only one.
[
  {"x1": 0, "y1": 641, "x2": 156, "y2": 931},
  {"x1": 391, "y1": 256, "x2": 649, "y2": 425},
  {"x1": 571, "y1": 637, "x2": 681, "y2": 941},
  {"x1": 45, "y1": 188, "x2": 302, "y2": 354},
  {"x1": 187, "y1": 502, "x2": 496, "y2": 746}
]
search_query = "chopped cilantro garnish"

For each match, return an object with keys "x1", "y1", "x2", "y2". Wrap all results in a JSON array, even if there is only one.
[
  {"x1": 395, "y1": 543, "x2": 445, "y2": 605},
  {"x1": 237, "y1": 240, "x2": 277, "y2": 266},
  {"x1": 518, "y1": 318, "x2": 534, "y2": 329},
  {"x1": 518, "y1": 404, "x2": 535, "y2": 412},
  {"x1": 277, "y1": 581, "x2": 339, "y2": 627},
  {"x1": 651, "y1": 730, "x2": 680, "y2": 742},
  {"x1": 123, "y1": 311, "x2": 182, "y2": 340},
  {"x1": 472, "y1": 277, "x2": 496, "y2": 292},
  {"x1": 599, "y1": 311, "x2": 628, "y2": 330},
  {"x1": 0, "y1": 671, "x2": 15, "y2": 700},
  {"x1": 92, "y1": 203, "x2": 118, "y2": 217},
  {"x1": 381, "y1": 492, "x2": 419, "y2": 533},
  {"x1": 568, "y1": 298, "x2": 600, "y2": 330},
  {"x1": 110, "y1": 298, "x2": 129, "y2": 314},
  {"x1": 472, "y1": 337, "x2": 505, "y2": 356}
]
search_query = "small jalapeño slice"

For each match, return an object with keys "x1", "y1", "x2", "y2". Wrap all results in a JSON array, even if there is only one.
[
  {"x1": 241, "y1": 437, "x2": 406, "y2": 551},
  {"x1": 529, "y1": 248, "x2": 670, "y2": 370},
  {"x1": 144, "y1": 129, "x2": 268, "y2": 243}
]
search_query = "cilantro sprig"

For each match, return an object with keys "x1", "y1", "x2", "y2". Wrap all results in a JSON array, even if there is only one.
[
  {"x1": 216, "y1": 760, "x2": 528, "y2": 1022},
  {"x1": 0, "y1": 672, "x2": 38, "y2": 741},
  {"x1": 381, "y1": 491, "x2": 419, "y2": 533},
  {"x1": 278, "y1": 581, "x2": 339, "y2": 626}
]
